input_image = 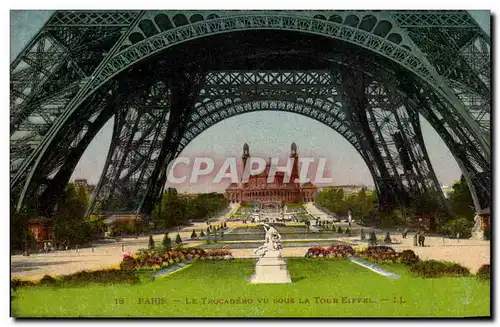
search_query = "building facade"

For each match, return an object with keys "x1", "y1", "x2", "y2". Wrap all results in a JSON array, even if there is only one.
[
  {"x1": 27, "y1": 218, "x2": 54, "y2": 250},
  {"x1": 225, "y1": 143, "x2": 317, "y2": 204}
]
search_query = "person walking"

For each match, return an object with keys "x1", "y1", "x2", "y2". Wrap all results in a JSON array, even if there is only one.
[
  {"x1": 420, "y1": 231, "x2": 426, "y2": 247},
  {"x1": 413, "y1": 232, "x2": 418, "y2": 246},
  {"x1": 402, "y1": 228, "x2": 408, "y2": 239}
]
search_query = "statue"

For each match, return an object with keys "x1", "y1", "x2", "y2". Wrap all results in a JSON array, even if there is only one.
[
  {"x1": 254, "y1": 223, "x2": 282, "y2": 257},
  {"x1": 250, "y1": 223, "x2": 291, "y2": 284}
]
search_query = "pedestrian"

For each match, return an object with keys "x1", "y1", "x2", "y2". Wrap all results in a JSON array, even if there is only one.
[
  {"x1": 413, "y1": 232, "x2": 418, "y2": 246},
  {"x1": 420, "y1": 231, "x2": 425, "y2": 247}
]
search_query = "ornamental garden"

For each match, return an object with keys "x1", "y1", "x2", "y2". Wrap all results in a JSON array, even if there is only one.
[{"x1": 12, "y1": 228, "x2": 490, "y2": 317}]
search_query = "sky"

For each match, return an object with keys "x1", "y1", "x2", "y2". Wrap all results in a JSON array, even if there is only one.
[{"x1": 10, "y1": 10, "x2": 491, "y2": 193}]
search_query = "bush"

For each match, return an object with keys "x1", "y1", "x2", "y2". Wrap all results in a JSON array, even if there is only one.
[
  {"x1": 60, "y1": 268, "x2": 139, "y2": 285},
  {"x1": 162, "y1": 233, "x2": 171, "y2": 248},
  {"x1": 368, "y1": 231, "x2": 377, "y2": 245},
  {"x1": 120, "y1": 253, "x2": 137, "y2": 270},
  {"x1": 200, "y1": 230, "x2": 205, "y2": 237},
  {"x1": 476, "y1": 264, "x2": 490, "y2": 281},
  {"x1": 384, "y1": 232, "x2": 392, "y2": 244},
  {"x1": 11, "y1": 278, "x2": 36, "y2": 289},
  {"x1": 148, "y1": 235, "x2": 155, "y2": 250},
  {"x1": 409, "y1": 260, "x2": 470, "y2": 278},
  {"x1": 400, "y1": 250, "x2": 419, "y2": 265},
  {"x1": 337, "y1": 226, "x2": 343, "y2": 233},
  {"x1": 39, "y1": 274, "x2": 56, "y2": 285},
  {"x1": 191, "y1": 229, "x2": 197, "y2": 239},
  {"x1": 175, "y1": 233, "x2": 182, "y2": 245}
]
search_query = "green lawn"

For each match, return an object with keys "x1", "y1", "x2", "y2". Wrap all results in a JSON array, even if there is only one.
[{"x1": 11, "y1": 259, "x2": 490, "y2": 318}]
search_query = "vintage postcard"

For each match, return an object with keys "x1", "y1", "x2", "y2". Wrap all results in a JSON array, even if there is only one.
[{"x1": 10, "y1": 9, "x2": 491, "y2": 318}]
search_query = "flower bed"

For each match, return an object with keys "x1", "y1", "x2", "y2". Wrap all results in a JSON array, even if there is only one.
[
  {"x1": 476, "y1": 264, "x2": 490, "y2": 281},
  {"x1": 304, "y1": 245, "x2": 420, "y2": 266},
  {"x1": 409, "y1": 260, "x2": 470, "y2": 278},
  {"x1": 357, "y1": 246, "x2": 400, "y2": 263},
  {"x1": 120, "y1": 247, "x2": 233, "y2": 270},
  {"x1": 305, "y1": 245, "x2": 355, "y2": 258}
]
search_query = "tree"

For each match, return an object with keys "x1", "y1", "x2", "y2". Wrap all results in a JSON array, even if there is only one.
[
  {"x1": 200, "y1": 230, "x2": 205, "y2": 237},
  {"x1": 53, "y1": 183, "x2": 91, "y2": 245},
  {"x1": 384, "y1": 232, "x2": 392, "y2": 244},
  {"x1": 337, "y1": 226, "x2": 343, "y2": 233},
  {"x1": 206, "y1": 227, "x2": 210, "y2": 235},
  {"x1": 191, "y1": 229, "x2": 197, "y2": 239},
  {"x1": 440, "y1": 217, "x2": 474, "y2": 238},
  {"x1": 448, "y1": 177, "x2": 475, "y2": 219},
  {"x1": 162, "y1": 233, "x2": 171, "y2": 248},
  {"x1": 305, "y1": 220, "x2": 311, "y2": 231},
  {"x1": 175, "y1": 233, "x2": 182, "y2": 245},
  {"x1": 148, "y1": 235, "x2": 155, "y2": 249},
  {"x1": 360, "y1": 228, "x2": 366, "y2": 240}
]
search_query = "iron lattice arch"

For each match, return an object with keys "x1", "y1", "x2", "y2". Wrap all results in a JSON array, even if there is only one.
[{"x1": 10, "y1": 10, "x2": 491, "y2": 218}]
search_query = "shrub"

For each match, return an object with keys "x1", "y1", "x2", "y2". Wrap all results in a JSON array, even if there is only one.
[
  {"x1": 11, "y1": 278, "x2": 36, "y2": 289},
  {"x1": 409, "y1": 260, "x2": 470, "y2": 278},
  {"x1": 60, "y1": 268, "x2": 139, "y2": 285},
  {"x1": 120, "y1": 252, "x2": 137, "y2": 270},
  {"x1": 200, "y1": 230, "x2": 205, "y2": 237},
  {"x1": 400, "y1": 250, "x2": 419, "y2": 265},
  {"x1": 39, "y1": 274, "x2": 56, "y2": 285},
  {"x1": 148, "y1": 235, "x2": 155, "y2": 250},
  {"x1": 337, "y1": 226, "x2": 343, "y2": 233},
  {"x1": 191, "y1": 229, "x2": 197, "y2": 239},
  {"x1": 476, "y1": 264, "x2": 490, "y2": 281},
  {"x1": 368, "y1": 231, "x2": 377, "y2": 245},
  {"x1": 384, "y1": 232, "x2": 392, "y2": 244},
  {"x1": 175, "y1": 234, "x2": 182, "y2": 245},
  {"x1": 162, "y1": 233, "x2": 171, "y2": 248}
]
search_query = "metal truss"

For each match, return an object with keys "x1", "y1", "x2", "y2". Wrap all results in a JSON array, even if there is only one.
[
  {"x1": 10, "y1": 10, "x2": 491, "y2": 216},
  {"x1": 86, "y1": 81, "x2": 171, "y2": 216}
]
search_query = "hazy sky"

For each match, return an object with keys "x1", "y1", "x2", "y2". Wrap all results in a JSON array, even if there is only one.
[{"x1": 10, "y1": 10, "x2": 491, "y2": 193}]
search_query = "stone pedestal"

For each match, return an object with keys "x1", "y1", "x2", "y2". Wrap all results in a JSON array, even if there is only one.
[{"x1": 249, "y1": 250, "x2": 292, "y2": 284}]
